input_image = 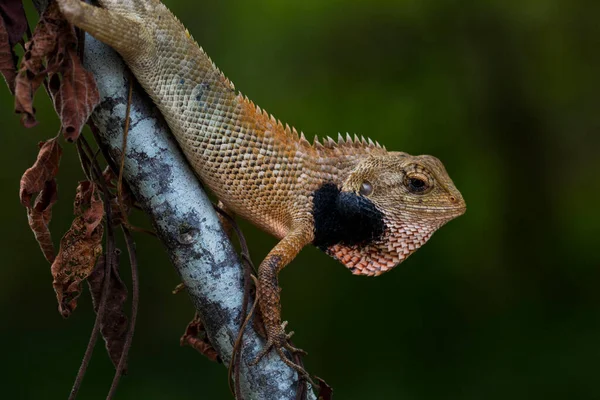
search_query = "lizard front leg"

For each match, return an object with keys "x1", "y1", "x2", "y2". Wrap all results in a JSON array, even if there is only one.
[{"x1": 251, "y1": 227, "x2": 313, "y2": 377}]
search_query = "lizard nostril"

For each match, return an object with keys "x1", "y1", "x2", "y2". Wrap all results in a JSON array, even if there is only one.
[{"x1": 450, "y1": 196, "x2": 457, "y2": 203}]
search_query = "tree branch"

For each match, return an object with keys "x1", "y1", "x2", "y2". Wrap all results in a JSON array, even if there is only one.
[{"x1": 69, "y1": 7, "x2": 315, "y2": 400}]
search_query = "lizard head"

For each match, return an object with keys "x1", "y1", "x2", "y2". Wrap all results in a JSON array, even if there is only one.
[{"x1": 312, "y1": 152, "x2": 466, "y2": 276}]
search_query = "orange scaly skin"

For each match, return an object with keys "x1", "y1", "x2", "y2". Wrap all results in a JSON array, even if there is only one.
[{"x1": 57, "y1": 0, "x2": 466, "y2": 376}]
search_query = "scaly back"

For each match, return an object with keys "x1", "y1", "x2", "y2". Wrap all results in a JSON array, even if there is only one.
[{"x1": 90, "y1": 0, "x2": 388, "y2": 237}]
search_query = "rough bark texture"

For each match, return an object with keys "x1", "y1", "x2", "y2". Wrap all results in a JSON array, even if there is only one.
[{"x1": 81, "y1": 29, "x2": 315, "y2": 400}]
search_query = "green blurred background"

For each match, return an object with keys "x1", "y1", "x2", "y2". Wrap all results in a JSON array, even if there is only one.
[{"x1": 2, "y1": 0, "x2": 600, "y2": 398}]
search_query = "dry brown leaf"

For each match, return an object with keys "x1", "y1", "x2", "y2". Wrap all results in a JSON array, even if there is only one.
[
  {"x1": 14, "y1": 68, "x2": 40, "y2": 128},
  {"x1": 88, "y1": 254, "x2": 129, "y2": 369},
  {"x1": 20, "y1": 138, "x2": 62, "y2": 207},
  {"x1": 0, "y1": 0, "x2": 27, "y2": 94},
  {"x1": 20, "y1": 138, "x2": 62, "y2": 262},
  {"x1": 0, "y1": 1, "x2": 28, "y2": 46},
  {"x1": 317, "y1": 377, "x2": 333, "y2": 400},
  {"x1": 14, "y1": 2, "x2": 62, "y2": 127},
  {"x1": 27, "y1": 179, "x2": 58, "y2": 263},
  {"x1": 180, "y1": 314, "x2": 221, "y2": 363},
  {"x1": 48, "y1": 46, "x2": 100, "y2": 141},
  {"x1": 52, "y1": 181, "x2": 104, "y2": 318},
  {"x1": 0, "y1": 17, "x2": 16, "y2": 93},
  {"x1": 15, "y1": 1, "x2": 99, "y2": 136}
]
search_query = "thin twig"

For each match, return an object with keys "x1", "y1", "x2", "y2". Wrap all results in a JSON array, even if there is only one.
[
  {"x1": 89, "y1": 123, "x2": 155, "y2": 239},
  {"x1": 228, "y1": 278, "x2": 259, "y2": 400},
  {"x1": 76, "y1": 136, "x2": 93, "y2": 181},
  {"x1": 117, "y1": 75, "x2": 133, "y2": 222},
  {"x1": 89, "y1": 91, "x2": 158, "y2": 239},
  {"x1": 107, "y1": 226, "x2": 139, "y2": 399},
  {"x1": 114, "y1": 79, "x2": 158, "y2": 239},
  {"x1": 293, "y1": 345, "x2": 309, "y2": 400},
  {"x1": 214, "y1": 207, "x2": 257, "y2": 400},
  {"x1": 88, "y1": 122, "x2": 121, "y2": 178},
  {"x1": 69, "y1": 139, "x2": 118, "y2": 400},
  {"x1": 66, "y1": 256, "x2": 105, "y2": 400},
  {"x1": 79, "y1": 135, "x2": 104, "y2": 180}
]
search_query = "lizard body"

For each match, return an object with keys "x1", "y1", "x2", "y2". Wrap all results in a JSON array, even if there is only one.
[{"x1": 57, "y1": 0, "x2": 466, "y2": 374}]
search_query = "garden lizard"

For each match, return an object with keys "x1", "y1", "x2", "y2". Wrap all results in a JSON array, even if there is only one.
[{"x1": 56, "y1": 0, "x2": 466, "y2": 376}]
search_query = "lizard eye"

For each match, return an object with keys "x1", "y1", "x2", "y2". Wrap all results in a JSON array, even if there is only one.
[
  {"x1": 405, "y1": 174, "x2": 431, "y2": 194},
  {"x1": 359, "y1": 181, "x2": 373, "y2": 196}
]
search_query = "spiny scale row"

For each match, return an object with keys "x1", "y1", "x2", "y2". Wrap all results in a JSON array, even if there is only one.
[
  {"x1": 188, "y1": 27, "x2": 386, "y2": 154},
  {"x1": 244, "y1": 95, "x2": 386, "y2": 153}
]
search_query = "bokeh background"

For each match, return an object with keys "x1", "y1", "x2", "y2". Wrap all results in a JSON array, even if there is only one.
[{"x1": 2, "y1": 0, "x2": 600, "y2": 398}]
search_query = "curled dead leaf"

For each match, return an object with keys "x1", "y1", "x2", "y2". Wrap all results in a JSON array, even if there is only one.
[
  {"x1": 20, "y1": 138, "x2": 62, "y2": 262},
  {"x1": 14, "y1": 2, "x2": 62, "y2": 127},
  {"x1": 181, "y1": 314, "x2": 220, "y2": 363},
  {"x1": 317, "y1": 377, "x2": 333, "y2": 400},
  {"x1": 48, "y1": 45, "x2": 100, "y2": 141},
  {"x1": 88, "y1": 254, "x2": 129, "y2": 369},
  {"x1": 14, "y1": 1, "x2": 99, "y2": 137},
  {"x1": 20, "y1": 138, "x2": 62, "y2": 207},
  {"x1": 0, "y1": 17, "x2": 16, "y2": 93},
  {"x1": 0, "y1": 0, "x2": 27, "y2": 94},
  {"x1": 27, "y1": 179, "x2": 58, "y2": 263},
  {"x1": 52, "y1": 181, "x2": 104, "y2": 318},
  {"x1": 0, "y1": 1, "x2": 28, "y2": 46}
]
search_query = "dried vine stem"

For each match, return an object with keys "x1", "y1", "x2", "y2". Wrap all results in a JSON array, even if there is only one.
[
  {"x1": 69, "y1": 137, "x2": 117, "y2": 400},
  {"x1": 71, "y1": 133, "x2": 140, "y2": 400},
  {"x1": 212, "y1": 207, "x2": 256, "y2": 400},
  {"x1": 117, "y1": 76, "x2": 133, "y2": 206},
  {"x1": 106, "y1": 75, "x2": 139, "y2": 399},
  {"x1": 107, "y1": 226, "x2": 139, "y2": 399}
]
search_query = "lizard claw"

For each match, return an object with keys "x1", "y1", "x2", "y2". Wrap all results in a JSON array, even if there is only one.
[
  {"x1": 249, "y1": 340, "x2": 272, "y2": 366},
  {"x1": 285, "y1": 341, "x2": 307, "y2": 357},
  {"x1": 250, "y1": 322, "x2": 312, "y2": 384},
  {"x1": 275, "y1": 347, "x2": 314, "y2": 386}
]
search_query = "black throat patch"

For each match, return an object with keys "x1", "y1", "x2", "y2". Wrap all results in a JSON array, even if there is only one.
[{"x1": 312, "y1": 183, "x2": 385, "y2": 250}]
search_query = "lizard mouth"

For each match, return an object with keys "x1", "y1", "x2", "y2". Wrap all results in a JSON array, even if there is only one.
[{"x1": 403, "y1": 203, "x2": 467, "y2": 218}]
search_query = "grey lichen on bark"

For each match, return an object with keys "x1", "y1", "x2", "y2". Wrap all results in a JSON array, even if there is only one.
[{"x1": 53, "y1": 8, "x2": 315, "y2": 400}]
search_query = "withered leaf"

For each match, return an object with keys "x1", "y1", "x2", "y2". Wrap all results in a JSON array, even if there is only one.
[
  {"x1": 48, "y1": 46, "x2": 100, "y2": 141},
  {"x1": 0, "y1": 17, "x2": 16, "y2": 94},
  {"x1": 180, "y1": 314, "x2": 221, "y2": 363},
  {"x1": 14, "y1": 2, "x2": 62, "y2": 127},
  {"x1": 20, "y1": 138, "x2": 62, "y2": 262},
  {"x1": 0, "y1": 1, "x2": 28, "y2": 46},
  {"x1": 14, "y1": 67, "x2": 40, "y2": 128},
  {"x1": 88, "y1": 254, "x2": 129, "y2": 369},
  {"x1": 52, "y1": 181, "x2": 104, "y2": 318},
  {"x1": 20, "y1": 137, "x2": 62, "y2": 207},
  {"x1": 0, "y1": 0, "x2": 27, "y2": 94},
  {"x1": 27, "y1": 179, "x2": 58, "y2": 263},
  {"x1": 317, "y1": 377, "x2": 333, "y2": 400},
  {"x1": 15, "y1": 1, "x2": 99, "y2": 137}
]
